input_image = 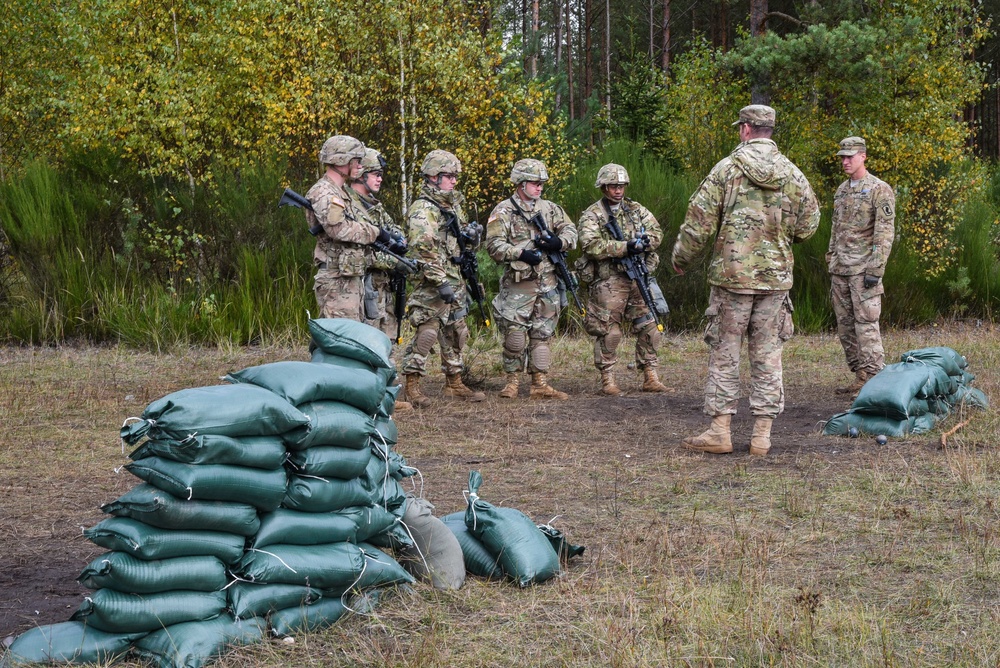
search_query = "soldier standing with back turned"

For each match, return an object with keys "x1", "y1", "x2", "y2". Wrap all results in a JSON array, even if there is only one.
[
  {"x1": 486, "y1": 159, "x2": 577, "y2": 400},
  {"x1": 672, "y1": 105, "x2": 820, "y2": 456}
]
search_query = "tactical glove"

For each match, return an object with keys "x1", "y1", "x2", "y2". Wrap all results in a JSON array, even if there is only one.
[
  {"x1": 518, "y1": 249, "x2": 543, "y2": 266},
  {"x1": 626, "y1": 238, "x2": 646, "y2": 256},
  {"x1": 863, "y1": 274, "x2": 880, "y2": 289},
  {"x1": 533, "y1": 234, "x2": 563, "y2": 252},
  {"x1": 376, "y1": 228, "x2": 393, "y2": 245},
  {"x1": 438, "y1": 282, "x2": 457, "y2": 304}
]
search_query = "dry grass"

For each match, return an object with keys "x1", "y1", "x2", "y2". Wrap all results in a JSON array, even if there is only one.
[{"x1": 1, "y1": 323, "x2": 999, "y2": 667}]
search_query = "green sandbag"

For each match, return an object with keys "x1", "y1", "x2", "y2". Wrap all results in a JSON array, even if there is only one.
[
  {"x1": 235, "y1": 542, "x2": 365, "y2": 588},
  {"x1": 283, "y1": 475, "x2": 373, "y2": 512},
  {"x1": 129, "y1": 434, "x2": 287, "y2": 469},
  {"x1": 852, "y1": 363, "x2": 939, "y2": 420},
  {"x1": 441, "y1": 512, "x2": 503, "y2": 580},
  {"x1": 376, "y1": 385, "x2": 399, "y2": 418},
  {"x1": 822, "y1": 410, "x2": 912, "y2": 437},
  {"x1": 308, "y1": 318, "x2": 392, "y2": 369},
  {"x1": 226, "y1": 582, "x2": 323, "y2": 619},
  {"x1": 253, "y1": 508, "x2": 361, "y2": 548},
  {"x1": 911, "y1": 411, "x2": 943, "y2": 435},
  {"x1": 899, "y1": 346, "x2": 967, "y2": 376},
  {"x1": 286, "y1": 445, "x2": 373, "y2": 479},
  {"x1": 374, "y1": 417, "x2": 398, "y2": 445},
  {"x1": 2, "y1": 621, "x2": 145, "y2": 666},
  {"x1": 353, "y1": 504, "x2": 402, "y2": 543},
  {"x1": 354, "y1": 543, "x2": 416, "y2": 590},
  {"x1": 311, "y1": 347, "x2": 395, "y2": 385},
  {"x1": 949, "y1": 385, "x2": 989, "y2": 409},
  {"x1": 125, "y1": 457, "x2": 287, "y2": 511},
  {"x1": 120, "y1": 384, "x2": 311, "y2": 445},
  {"x1": 397, "y1": 496, "x2": 465, "y2": 590},
  {"x1": 132, "y1": 614, "x2": 265, "y2": 668},
  {"x1": 84, "y1": 517, "x2": 246, "y2": 564},
  {"x1": 291, "y1": 401, "x2": 377, "y2": 451},
  {"x1": 464, "y1": 471, "x2": 561, "y2": 587},
  {"x1": 537, "y1": 524, "x2": 586, "y2": 561},
  {"x1": 226, "y1": 360, "x2": 386, "y2": 414},
  {"x1": 78, "y1": 552, "x2": 228, "y2": 593},
  {"x1": 71, "y1": 588, "x2": 227, "y2": 633},
  {"x1": 102, "y1": 484, "x2": 261, "y2": 536},
  {"x1": 269, "y1": 598, "x2": 348, "y2": 637},
  {"x1": 361, "y1": 455, "x2": 408, "y2": 512}
]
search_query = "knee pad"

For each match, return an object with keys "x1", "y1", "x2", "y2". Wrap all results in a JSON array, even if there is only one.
[
  {"x1": 529, "y1": 340, "x2": 551, "y2": 371},
  {"x1": 504, "y1": 330, "x2": 527, "y2": 358},
  {"x1": 638, "y1": 322, "x2": 661, "y2": 349},
  {"x1": 601, "y1": 326, "x2": 622, "y2": 355},
  {"x1": 413, "y1": 325, "x2": 439, "y2": 357}
]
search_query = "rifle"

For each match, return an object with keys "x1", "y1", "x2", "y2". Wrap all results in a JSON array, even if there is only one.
[
  {"x1": 391, "y1": 270, "x2": 407, "y2": 345},
  {"x1": 277, "y1": 187, "x2": 418, "y2": 273},
  {"x1": 509, "y1": 197, "x2": 585, "y2": 315},
  {"x1": 444, "y1": 209, "x2": 491, "y2": 327},
  {"x1": 602, "y1": 202, "x2": 669, "y2": 333}
]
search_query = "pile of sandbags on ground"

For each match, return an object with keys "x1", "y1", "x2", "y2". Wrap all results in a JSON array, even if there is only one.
[{"x1": 823, "y1": 346, "x2": 989, "y2": 438}]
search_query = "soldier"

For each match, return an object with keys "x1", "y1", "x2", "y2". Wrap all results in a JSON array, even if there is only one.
[
  {"x1": 400, "y1": 149, "x2": 485, "y2": 406},
  {"x1": 577, "y1": 164, "x2": 671, "y2": 396},
  {"x1": 306, "y1": 135, "x2": 405, "y2": 321},
  {"x1": 828, "y1": 136, "x2": 895, "y2": 395},
  {"x1": 672, "y1": 105, "x2": 820, "y2": 456},
  {"x1": 486, "y1": 159, "x2": 577, "y2": 400},
  {"x1": 348, "y1": 147, "x2": 413, "y2": 411}
]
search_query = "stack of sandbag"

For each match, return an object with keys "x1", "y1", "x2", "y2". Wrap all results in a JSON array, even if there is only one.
[
  {"x1": 824, "y1": 346, "x2": 989, "y2": 437},
  {"x1": 441, "y1": 471, "x2": 584, "y2": 587}
]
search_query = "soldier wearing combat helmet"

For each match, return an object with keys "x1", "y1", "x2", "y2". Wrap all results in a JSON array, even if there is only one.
[
  {"x1": 672, "y1": 105, "x2": 820, "y2": 456},
  {"x1": 400, "y1": 149, "x2": 485, "y2": 406},
  {"x1": 306, "y1": 135, "x2": 406, "y2": 321},
  {"x1": 577, "y1": 163, "x2": 671, "y2": 396},
  {"x1": 827, "y1": 136, "x2": 895, "y2": 396},
  {"x1": 486, "y1": 158, "x2": 577, "y2": 400}
]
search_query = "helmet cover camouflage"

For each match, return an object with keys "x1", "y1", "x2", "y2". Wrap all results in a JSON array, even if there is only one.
[
  {"x1": 319, "y1": 135, "x2": 366, "y2": 166},
  {"x1": 595, "y1": 163, "x2": 630, "y2": 187},
  {"x1": 360, "y1": 148, "x2": 388, "y2": 174},
  {"x1": 421, "y1": 149, "x2": 462, "y2": 177},
  {"x1": 510, "y1": 158, "x2": 549, "y2": 185}
]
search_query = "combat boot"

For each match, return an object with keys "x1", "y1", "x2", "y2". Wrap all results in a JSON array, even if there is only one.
[
  {"x1": 681, "y1": 415, "x2": 733, "y2": 454},
  {"x1": 749, "y1": 417, "x2": 773, "y2": 456},
  {"x1": 835, "y1": 371, "x2": 868, "y2": 395},
  {"x1": 403, "y1": 374, "x2": 432, "y2": 409},
  {"x1": 499, "y1": 373, "x2": 520, "y2": 399},
  {"x1": 529, "y1": 373, "x2": 568, "y2": 400},
  {"x1": 600, "y1": 370, "x2": 621, "y2": 396},
  {"x1": 641, "y1": 367, "x2": 672, "y2": 393},
  {"x1": 443, "y1": 374, "x2": 486, "y2": 402},
  {"x1": 394, "y1": 398, "x2": 414, "y2": 411}
]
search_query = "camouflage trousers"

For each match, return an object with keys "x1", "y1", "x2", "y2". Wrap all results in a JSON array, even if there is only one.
[
  {"x1": 583, "y1": 274, "x2": 661, "y2": 372},
  {"x1": 702, "y1": 287, "x2": 794, "y2": 418},
  {"x1": 314, "y1": 270, "x2": 365, "y2": 321},
  {"x1": 371, "y1": 272, "x2": 401, "y2": 361},
  {"x1": 830, "y1": 273, "x2": 885, "y2": 377},
  {"x1": 491, "y1": 278, "x2": 561, "y2": 374},
  {"x1": 400, "y1": 281, "x2": 470, "y2": 378}
]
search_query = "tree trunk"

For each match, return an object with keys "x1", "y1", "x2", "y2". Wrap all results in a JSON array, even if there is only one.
[
  {"x1": 567, "y1": 0, "x2": 575, "y2": 119},
  {"x1": 584, "y1": 0, "x2": 592, "y2": 104},
  {"x1": 605, "y1": 0, "x2": 611, "y2": 114},
  {"x1": 749, "y1": 0, "x2": 769, "y2": 104},
  {"x1": 554, "y1": 0, "x2": 564, "y2": 109},
  {"x1": 661, "y1": 0, "x2": 670, "y2": 71},
  {"x1": 531, "y1": 0, "x2": 540, "y2": 78}
]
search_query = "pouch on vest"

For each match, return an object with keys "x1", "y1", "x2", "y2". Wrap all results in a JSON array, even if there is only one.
[{"x1": 363, "y1": 273, "x2": 380, "y2": 320}]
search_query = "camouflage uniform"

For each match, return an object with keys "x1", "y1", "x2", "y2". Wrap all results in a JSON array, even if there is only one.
[
  {"x1": 350, "y1": 187, "x2": 406, "y2": 337},
  {"x1": 673, "y1": 105, "x2": 819, "y2": 453},
  {"x1": 827, "y1": 138, "x2": 895, "y2": 382}
]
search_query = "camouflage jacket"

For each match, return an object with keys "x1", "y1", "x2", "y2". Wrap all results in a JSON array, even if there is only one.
[
  {"x1": 305, "y1": 175, "x2": 381, "y2": 277},
  {"x1": 486, "y1": 195, "x2": 577, "y2": 292},
  {"x1": 350, "y1": 189, "x2": 405, "y2": 274},
  {"x1": 672, "y1": 138, "x2": 820, "y2": 292},
  {"x1": 577, "y1": 197, "x2": 661, "y2": 281},
  {"x1": 407, "y1": 183, "x2": 473, "y2": 289},
  {"x1": 827, "y1": 173, "x2": 895, "y2": 277}
]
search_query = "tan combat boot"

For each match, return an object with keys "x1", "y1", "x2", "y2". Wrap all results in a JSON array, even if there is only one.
[
  {"x1": 499, "y1": 373, "x2": 520, "y2": 399},
  {"x1": 681, "y1": 415, "x2": 734, "y2": 454},
  {"x1": 443, "y1": 374, "x2": 486, "y2": 402},
  {"x1": 835, "y1": 371, "x2": 868, "y2": 395},
  {"x1": 394, "y1": 398, "x2": 413, "y2": 411},
  {"x1": 749, "y1": 417, "x2": 773, "y2": 456},
  {"x1": 641, "y1": 367, "x2": 673, "y2": 393},
  {"x1": 600, "y1": 370, "x2": 621, "y2": 396},
  {"x1": 403, "y1": 374, "x2": 432, "y2": 409},
  {"x1": 529, "y1": 373, "x2": 568, "y2": 400}
]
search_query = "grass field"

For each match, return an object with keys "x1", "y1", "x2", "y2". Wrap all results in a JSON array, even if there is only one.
[{"x1": 1, "y1": 324, "x2": 998, "y2": 667}]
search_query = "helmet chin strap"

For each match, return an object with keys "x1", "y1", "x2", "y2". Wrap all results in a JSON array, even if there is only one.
[{"x1": 517, "y1": 184, "x2": 538, "y2": 202}]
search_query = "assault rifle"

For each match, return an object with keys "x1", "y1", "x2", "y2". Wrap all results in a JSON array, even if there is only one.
[
  {"x1": 509, "y1": 197, "x2": 585, "y2": 315},
  {"x1": 602, "y1": 202, "x2": 669, "y2": 333},
  {"x1": 443, "y1": 209, "x2": 491, "y2": 327}
]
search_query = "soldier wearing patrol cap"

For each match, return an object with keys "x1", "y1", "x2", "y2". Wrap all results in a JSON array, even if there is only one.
[
  {"x1": 828, "y1": 136, "x2": 896, "y2": 395},
  {"x1": 576, "y1": 163, "x2": 670, "y2": 396},
  {"x1": 400, "y1": 149, "x2": 485, "y2": 407},
  {"x1": 306, "y1": 135, "x2": 405, "y2": 321},
  {"x1": 672, "y1": 104, "x2": 820, "y2": 456},
  {"x1": 485, "y1": 158, "x2": 577, "y2": 400}
]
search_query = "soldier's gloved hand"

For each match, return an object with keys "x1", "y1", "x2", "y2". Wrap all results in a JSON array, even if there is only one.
[
  {"x1": 438, "y1": 282, "x2": 457, "y2": 304},
  {"x1": 626, "y1": 238, "x2": 646, "y2": 255},
  {"x1": 387, "y1": 233, "x2": 408, "y2": 256},
  {"x1": 864, "y1": 274, "x2": 880, "y2": 289},
  {"x1": 518, "y1": 249, "x2": 543, "y2": 266},
  {"x1": 533, "y1": 234, "x2": 563, "y2": 252},
  {"x1": 392, "y1": 260, "x2": 414, "y2": 277},
  {"x1": 376, "y1": 228, "x2": 393, "y2": 246},
  {"x1": 462, "y1": 222, "x2": 483, "y2": 245}
]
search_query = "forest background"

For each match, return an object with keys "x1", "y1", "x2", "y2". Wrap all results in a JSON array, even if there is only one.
[{"x1": 1, "y1": 0, "x2": 1000, "y2": 346}]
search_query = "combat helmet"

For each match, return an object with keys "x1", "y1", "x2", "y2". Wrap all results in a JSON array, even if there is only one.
[
  {"x1": 421, "y1": 149, "x2": 462, "y2": 177},
  {"x1": 360, "y1": 148, "x2": 388, "y2": 175},
  {"x1": 595, "y1": 163, "x2": 630, "y2": 188},
  {"x1": 510, "y1": 158, "x2": 549, "y2": 185},
  {"x1": 319, "y1": 135, "x2": 365, "y2": 167}
]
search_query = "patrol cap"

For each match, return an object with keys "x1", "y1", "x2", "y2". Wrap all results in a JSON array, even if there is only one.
[
  {"x1": 510, "y1": 158, "x2": 548, "y2": 185},
  {"x1": 595, "y1": 163, "x2": 630, "y2": 188},
  {"x1": 732, "y1": 104, "x2": 776, "y2": 128},
  {"x1": 837, "y1": 136, "x2": 867, "y2": 156}
]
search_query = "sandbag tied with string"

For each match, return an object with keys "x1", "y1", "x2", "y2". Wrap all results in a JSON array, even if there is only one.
[{"x1": 225, "y1": 360, "x2": 387, "y2": 415}]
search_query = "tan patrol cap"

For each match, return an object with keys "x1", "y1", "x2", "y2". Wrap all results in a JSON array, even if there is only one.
[
  {"x1": 732, "y1": 104, "x2": 776, "y2": 128},
  {"x1": 837, "y1": 136, "x2": 867, "y2": 156}
]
